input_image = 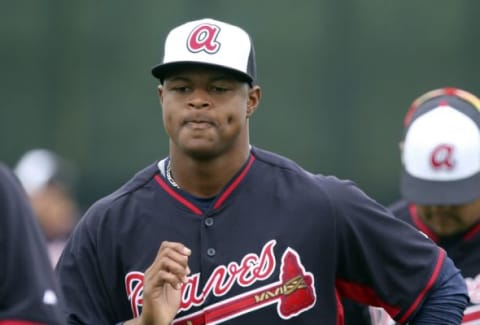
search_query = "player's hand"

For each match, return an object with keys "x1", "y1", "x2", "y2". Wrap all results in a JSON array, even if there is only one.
[{"x1": 139, "y1": 241, "x2": 191, "y2": 325}]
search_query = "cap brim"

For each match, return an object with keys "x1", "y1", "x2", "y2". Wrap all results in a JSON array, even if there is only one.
[
  {"x1": 151, "y1": 61, "x2": 253, "y2": 83},
  {"x1": 400, "y1": 169, "x2": 480, "y2": 205}
]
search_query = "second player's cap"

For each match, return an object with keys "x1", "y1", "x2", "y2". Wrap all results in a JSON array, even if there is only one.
[
  {"x1": 401, "y1": 88, "x2": 480, "y2": 205},
  {"x1": 14, "y1": 148, "x2": 77, "y2": 195},
  {"x1": 151, "y1": 18, "x2": 256, "y2": 84}
]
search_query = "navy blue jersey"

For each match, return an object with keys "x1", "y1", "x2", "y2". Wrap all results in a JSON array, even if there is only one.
[
  {"x1": 56, "y1": 147, "x2": 445, "y2": 324},
  {"x1": 0, "y1": 163, "x2": 65, "y2": 324},
  {"x1": 389, "y1": 199, "x2": 480, "y2": 323}
]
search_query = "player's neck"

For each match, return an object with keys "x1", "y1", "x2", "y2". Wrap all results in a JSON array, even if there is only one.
[{"x1": 169, "y1": 146, "x2": 251, "y2": 198}]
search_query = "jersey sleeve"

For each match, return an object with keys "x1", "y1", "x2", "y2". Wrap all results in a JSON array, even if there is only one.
[
  {"x1": 324, "y1": 177, "x2": 445, "y2": 323},
  {"x1": 55, "y1": 166, "x2": 158, "y2": 324},
  {"x1": 0, "y1": 163, "x2": 65, "y2": 324},
  {"x1": 55, "y1": 202, "x2": 119, "y2": 324}
]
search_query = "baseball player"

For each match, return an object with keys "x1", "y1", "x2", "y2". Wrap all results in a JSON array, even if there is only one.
[
  {"x1": 368, "y1": 87, "x2": 480, "y2": 324},
  {"x1": 55, "y1": 18, "x2": 468, "y2": 324},
  {"x1": 0, "y1": 163, "x2": 65, "y2": 324}
]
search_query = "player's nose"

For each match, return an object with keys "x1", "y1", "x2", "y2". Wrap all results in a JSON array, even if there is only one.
[{"x1": 188, "y1": 89, "x2": 211, "y2": 109}]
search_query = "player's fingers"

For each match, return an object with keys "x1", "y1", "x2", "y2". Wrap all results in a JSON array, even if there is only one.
[
  {"x1": 159, "y1": 241, "x2": 192, "y2": 258},
  {"x1": 158, "y1": 257, "x2": 189, "y2": 284},
  {"x1": 144, "y1": 267, "x2": 184, "y2": 290},
  {"x1": 147, "y1": 241, "x2": 191, "y2": 284},
  {"x1": 157, "y1": 241, "x2": 191, "y2": 272},
  {"x1": 145, "y1": 256, "x2": 188, "y2": 291}
]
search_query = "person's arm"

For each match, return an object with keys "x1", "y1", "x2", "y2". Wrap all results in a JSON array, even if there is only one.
[
  {"x1": 324, "y1": 176, "x2": 467, "y2": 324},
  {"x1": 406, "y1": 256, "x2": 468, "y2": 324},
  {"x1": 367, "y1": 256, "x2": 468, "y2": 325}
]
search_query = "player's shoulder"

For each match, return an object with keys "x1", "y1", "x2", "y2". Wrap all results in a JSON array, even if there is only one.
[
  {"x1": 251, "y1": 146, "x2": 300, "y2": 169},
  {"x1": 252, "y1": 146, "x2": 320, "y2": 177},
  {"x1": 0, "y1": 162, "x2": 19, "y2": 188},
  {"x1": 255, "y1": 147, "x2": 383, "y2": 213},
  {"x1": 0, "y1": 162, "x2": 28, "y2": 207},
  {"x1": 81, "y1": 162, "x2": 159, "y2": 221},
  {"x1": 387, "y1": 198, "x2": 412, "y2": 223},
  {"x1": 388, "y1": 198, "x2": 409, "y2": 213},
  {"x1": 251, "y1": 146, "x2": 358, "y2": 195},
  {"x1": 104, "y1": 162, "x2": 158, "y2": 199},
  {"x1": 0, "y1": 162, "x2": 10, "y2": 177},
  {"x1": 253, "y1": 148, "x2": 381, "y2": 221}
]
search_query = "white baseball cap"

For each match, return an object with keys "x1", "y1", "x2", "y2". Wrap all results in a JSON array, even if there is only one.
[
  {"x1": 401, "y1": 88, "x2": 480, "y2": 205},
  {"x1": 14, "y1": 149, "x2": 76, "y2": 195},
  {"x1": 151, "y1": 18, "x2": 256, "y2": 84}
]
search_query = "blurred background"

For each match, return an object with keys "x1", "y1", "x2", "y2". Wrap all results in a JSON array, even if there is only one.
[{"x1": 1, "y1": 0, "x2": 479, "y2": 212}]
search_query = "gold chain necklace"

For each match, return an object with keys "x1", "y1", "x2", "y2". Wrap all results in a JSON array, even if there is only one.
[{"x1": 166, "y1": 161, "x2": 180, "y2": 189}]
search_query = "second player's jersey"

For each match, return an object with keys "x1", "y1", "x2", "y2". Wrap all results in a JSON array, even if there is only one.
[
  {"x1": 56, "y1": 147, "x2": 445, "y2": 324},
  {"x1": 389, "y1": 199, "x2": 480, "y2": 324},
  {"x1": 0, "y1": 163, "x2": 66, "y2": 324}
]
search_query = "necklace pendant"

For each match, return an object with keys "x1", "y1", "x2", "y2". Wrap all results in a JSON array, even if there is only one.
[{"x1": 167, "y1": 161, "x2": 180, "y2": 189}]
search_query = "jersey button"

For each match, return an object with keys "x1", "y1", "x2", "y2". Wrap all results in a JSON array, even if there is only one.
[
  {"x1": 207, "y1": 248, "x2": 216, "y2": 257},
  {"x1": 205, "y1": 217, "x2": 214, "y2": 227}
]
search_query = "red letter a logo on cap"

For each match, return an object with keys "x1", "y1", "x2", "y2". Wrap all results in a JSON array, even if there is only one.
[
  {"x1": 431, "y1": 144, "x2": 455, "y2": 170},
  {"x1": 187, "y1": 24, "x2": 221, "y2": 54}
]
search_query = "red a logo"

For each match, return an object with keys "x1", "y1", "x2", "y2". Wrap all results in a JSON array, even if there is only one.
[
  {"x1": 187, "y1": 24, "x2": 221, "y2": 54},
  {"x1": 430, "y1": 144, "x2": 455, "y2": 170}
]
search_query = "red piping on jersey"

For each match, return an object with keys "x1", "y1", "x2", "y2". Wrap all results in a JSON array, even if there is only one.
[
  {"x1": 154, "y1": 174, "x2": 203, "y2": 215},
  {"x1": 463, "y1": 308, "x2": 480, "y2": 322},
  {"x1": 397, "y1": 249, "x2": 446, "y2": 324},
  {"x1": 409, "y1": 204, "x2": 438, "y2": 242},
  {"x1": 0, "y1": 321, "x2": 45, "y2": 325},
  {"x1": 335, "y1": 289, "x2": 344, "y2": 325},
  {"x1": 154, "y1": 155, "x2": 255, "y2": 214},
  {"x1": 213, "y1": 155, "x2": 255, "y2": 209},
  {"x1": 336, "y1": 279, "x2": 401, "y2": 318},
  {"x1": 463, "y1": 221, "x2": 480, "y2": 241}
]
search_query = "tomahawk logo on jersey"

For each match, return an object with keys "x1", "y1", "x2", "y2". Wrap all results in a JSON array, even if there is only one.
[{"x1": 126, "y1": 240, "x2": 316, "y2": 323}]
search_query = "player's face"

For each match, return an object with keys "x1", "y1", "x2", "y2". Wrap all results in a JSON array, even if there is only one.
[
  {"x1": 416, "y1": 197, "x2": 480, "y2": 237},
  {"x1": 158, "y1": 66, "x2": 260, "y2": 160}
]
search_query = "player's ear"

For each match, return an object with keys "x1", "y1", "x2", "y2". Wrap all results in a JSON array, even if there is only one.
[
  {"x1": 157, "y1": 85, "x2": 164, "y2": 105},
  {"x1": 246, "y1": 85, "x2": 261, "y2": 118}
]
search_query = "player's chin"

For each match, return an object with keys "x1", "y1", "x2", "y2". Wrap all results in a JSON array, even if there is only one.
[
  {"x1": 181, "y1": 141, "x2": 220, "y2": 160},
  {"x1": 428, "y1": 217, "x2": 463, "y2": 237}
]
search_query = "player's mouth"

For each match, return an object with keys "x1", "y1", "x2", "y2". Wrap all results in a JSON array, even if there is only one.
[
  {"x1": 183, "y1": 118, "x2": 217, "y2": 129},
  {"x1": 425, "y1": 212, "x2": 456, "y2": 221},
  {"x1": 425, "y1": 213, "x2": 463, "y2": 231}
]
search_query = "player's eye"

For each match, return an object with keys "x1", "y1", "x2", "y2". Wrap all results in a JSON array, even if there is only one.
[
  {"x1": 209, "y1": 84, "x2": 230, "y2": 93},
  {"x1": 171, "y1": 86, "x2": 191, "y2": 93}
]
